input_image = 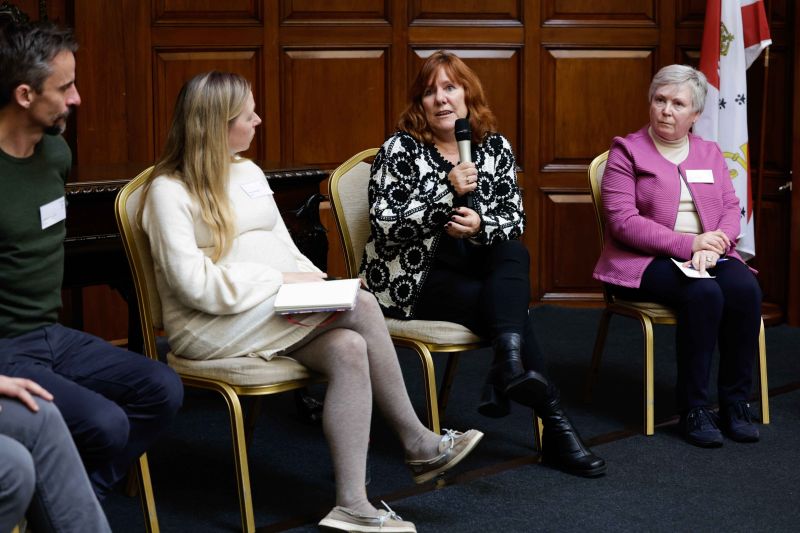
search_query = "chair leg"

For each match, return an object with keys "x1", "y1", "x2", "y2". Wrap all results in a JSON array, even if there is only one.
[
  {"x1": 137, "y1": 453, "x2": 160, "y2": 533},
  {"x1": 393, "y1": 338, "x2": 440, "y2": 434},
  {"x1": 218, "y1": 386, "x2": 257, "y2": 533},
  {"x1": 532, "y1": 413, "x2": 543, "y2": 452},
  {"x1": 585, "y1": 309, "x2": 612, "y2": 402},
  {"x1": 243, "y1": 396, "x2": 264, "y2": 450},
  {"x1": 437, "y1": 352, "x2": 461, "y2": 417},
  {"x1": 758, "y1": 318, "x2": 770, "y2": 424},
  {"x1": 639, "y1": 316, "x2": 656, "y2": 436}
]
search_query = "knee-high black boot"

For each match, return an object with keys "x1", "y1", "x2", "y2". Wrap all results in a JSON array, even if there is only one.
[{"x1": 539, "y1": 385, "x2": 606, "y2": 478}]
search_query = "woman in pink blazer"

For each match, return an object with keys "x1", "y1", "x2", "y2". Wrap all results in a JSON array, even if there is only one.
[{"x1": 593, "y1": 65, "x2": 762, "y2": 448}]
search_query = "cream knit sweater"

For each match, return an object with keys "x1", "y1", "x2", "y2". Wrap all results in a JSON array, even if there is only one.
[{"x1": 142, "y1": 159, "x2": 327, "y2": 360}]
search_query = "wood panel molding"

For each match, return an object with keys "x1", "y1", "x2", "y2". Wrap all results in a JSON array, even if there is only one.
[
  {"x1": 745, "y1": 46, "x2": 792, "y2": 175},
  {"x1": 540, "y1": 48, "x2": 654, "y2": 172},
  {"x1": 409, "y1": 0, "x2": 522, "y2": 27},
  {"x1": 281, "y1": 48, "x2": 388, "y2": 167},
  {"x1": 153, "y1": 49, "x2": 262, "y2": 160},
  {"x1": 539, "y1": 192, "x2": 602, "y2": 299},
  {"x1": 750, "y1": 199, "x2": 789, "y2": 307},
  {"x1": 675, "y1": 0, "x2": 705, "y2": 28},
  {"x1": 542, "y1": 0, "x2": 657, "y2": 28},
  {"x1": 280, "y1": 0, "x2": 390, "y2": 25},
  {"x1": 153, "y1": 0, "x2": 261, "y2": 25}
]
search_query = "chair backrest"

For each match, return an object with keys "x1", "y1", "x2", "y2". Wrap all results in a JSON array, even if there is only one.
[
  {"x1": 114, "y1": 167, "x2": 162, "y2": 359},
  {"x1": 587, "y1": 151, "x2": 614, "y2": 304},
  {"x1": 328, "y1": 148, "x2": 379, "y2": 277},
  {"x1": 587, "y1": 151, "x2": 609, "y2": 249}
]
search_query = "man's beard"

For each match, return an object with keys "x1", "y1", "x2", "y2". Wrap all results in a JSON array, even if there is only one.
[
  {"x1": 44, "y1": 123, "x2": 66, "y2": 135},
  {"x1": 44, "y1": 108, "x2": 72, "y2": 136}
]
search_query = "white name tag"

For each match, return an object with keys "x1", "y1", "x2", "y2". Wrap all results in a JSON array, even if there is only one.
[
  {"x1": 686, "y1": 169, "x2": 714, "y2": 184},
  {"x1": 240, "y1": 179, "x2": 273, "y2": 198},
  {"x1": 40, "y1": 196, "x2": 66, "y2": 230}
]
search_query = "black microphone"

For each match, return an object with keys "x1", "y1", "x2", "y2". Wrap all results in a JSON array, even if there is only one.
[
  {"x1": 454, "y1": 118, "x2": 474, "y2": 210},
  {"x1": 455, "y1": 118, "x2": 472, "y2": 164}
]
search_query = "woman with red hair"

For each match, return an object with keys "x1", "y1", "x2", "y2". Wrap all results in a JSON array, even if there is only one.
[{"x1": 361, "y1": 51, "x2": 606, "y2": 477}]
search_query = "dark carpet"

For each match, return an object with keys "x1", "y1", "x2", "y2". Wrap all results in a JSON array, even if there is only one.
[{"x1": 103, "y1": 305, "x2": 800, "y2": 532}]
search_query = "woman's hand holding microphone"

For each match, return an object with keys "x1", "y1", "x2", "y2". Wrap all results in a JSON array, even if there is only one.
[{"x1": 448, "y1": 162, "x2": 478, "y2": 197}]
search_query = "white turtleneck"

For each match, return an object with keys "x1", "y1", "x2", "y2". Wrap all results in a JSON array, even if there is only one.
[{"x1": 648, "y1": 127, "x2": 701, "y2": 234}]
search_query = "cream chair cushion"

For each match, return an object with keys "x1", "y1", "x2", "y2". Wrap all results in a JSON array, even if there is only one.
[
  {"x1": 385, "y1": 318, "x2": 481, "y2": 345},
  {"x1": 166, "y1": 353, "x2": 313, "y2": 387}
]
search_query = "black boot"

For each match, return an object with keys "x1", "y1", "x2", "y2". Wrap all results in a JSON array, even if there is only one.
[
  {"x1": 477, "y1": 367, "x2": 510, "y2": 418},
  {"x1": 492, "y1": 333, "x2": 549, "y2": 409},
  {"x1": 539, "y1": 385, "x2": 606, "y2": 478}
]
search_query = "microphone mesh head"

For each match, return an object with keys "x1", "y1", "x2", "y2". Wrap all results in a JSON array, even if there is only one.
[{"x1": 455, "y1": 118, "x2": 471, "y2": 142}]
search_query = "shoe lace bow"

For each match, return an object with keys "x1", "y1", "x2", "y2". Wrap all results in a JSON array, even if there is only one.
[
  {"x1": 440, "y1": 428, "x2": 459, "y2": 452},
  {"x1": 379, "y1": 500, "x2": 402, "y2": 526}
]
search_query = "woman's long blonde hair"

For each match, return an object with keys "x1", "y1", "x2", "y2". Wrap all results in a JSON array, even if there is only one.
[{"x1": 140, "y1": 71, "x2": 252, "y2": 261}]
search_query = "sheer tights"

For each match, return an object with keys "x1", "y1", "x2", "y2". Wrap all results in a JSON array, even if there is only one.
[{"x1": 286, "y1": 290, "x2": 442, "y2": 515}]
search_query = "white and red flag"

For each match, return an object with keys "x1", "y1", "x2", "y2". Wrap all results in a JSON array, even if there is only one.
[{"x1": 694, "y1": 0, "x2": 771, "y2": 259}]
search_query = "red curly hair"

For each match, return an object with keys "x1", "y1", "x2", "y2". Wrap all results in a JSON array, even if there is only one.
[{"x1": 398, "y1": 50, "x2": 497, "y2": 145}]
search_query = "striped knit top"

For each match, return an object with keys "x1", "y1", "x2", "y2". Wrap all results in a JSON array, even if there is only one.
[{"x1": 592, "y1": 126, "x2": 743, "y2": 288}]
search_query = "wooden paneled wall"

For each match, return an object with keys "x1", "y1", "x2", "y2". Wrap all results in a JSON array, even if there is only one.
[{"x1": 24, "y1": 0, "x2": 799, "y2": 337}]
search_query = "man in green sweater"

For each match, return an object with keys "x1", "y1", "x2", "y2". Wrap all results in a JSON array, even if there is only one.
[{"x1": 0, "y1": 20, "x2": 183, "y2": 502}]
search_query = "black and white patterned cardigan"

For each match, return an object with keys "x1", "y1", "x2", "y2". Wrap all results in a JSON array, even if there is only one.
[{"x1": 359, "y1": 131, "x2": 525, "y2": 319}]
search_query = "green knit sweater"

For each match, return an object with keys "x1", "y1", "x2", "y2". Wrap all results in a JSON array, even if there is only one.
[{"x1": 0, "y1": 134, "x2": 71, "y2": 338}]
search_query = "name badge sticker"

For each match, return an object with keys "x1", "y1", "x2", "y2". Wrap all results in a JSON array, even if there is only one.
[
  {"x1": 686, "y1": 169, "x2": 714, "y2": 184},
  {"x1": 240, "y1": 179, "x2": 273, "y2": 199},
  {"x1": 40, "y1": 196, "x2": 66, "y2": 230}
]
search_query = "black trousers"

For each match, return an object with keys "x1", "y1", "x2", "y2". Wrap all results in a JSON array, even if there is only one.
[
  {"x1": 414, "y1": 239, "x2": 544, "y2": 373},
  {"x1": 612, "y1": 257, "x2": 762, "y2": 412}
]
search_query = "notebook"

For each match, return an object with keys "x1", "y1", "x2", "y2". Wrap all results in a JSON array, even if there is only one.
[{"x1": 274, "y1": 278, "x2": 361, "y2": 314}]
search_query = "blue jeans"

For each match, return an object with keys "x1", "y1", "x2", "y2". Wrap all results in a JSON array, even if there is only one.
[
  {"x1": 0, "y1": 397, "x2": 111, "y2": 532},
  {"x1": 0, "y1": 324, "x2": 183, "y2": 498}
]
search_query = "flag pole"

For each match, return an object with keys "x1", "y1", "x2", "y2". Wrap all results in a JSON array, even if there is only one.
[{"x1": 753, "y1": 1, "x2": 773, "y2": 245}]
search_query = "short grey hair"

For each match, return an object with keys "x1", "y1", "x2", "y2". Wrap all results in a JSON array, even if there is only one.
[{"x1": 648, "y1": 64, "x2": 708, "y2": 114}]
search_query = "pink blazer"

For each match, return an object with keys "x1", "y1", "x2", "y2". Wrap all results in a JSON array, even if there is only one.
[{"x1": 592, "y1": 127, "x2": 743, "y2": 288}]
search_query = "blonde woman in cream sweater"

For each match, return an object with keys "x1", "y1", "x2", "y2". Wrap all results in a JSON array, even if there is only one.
[{"x1": 140, "y1": 71, "x2": 482, "y2": 533}]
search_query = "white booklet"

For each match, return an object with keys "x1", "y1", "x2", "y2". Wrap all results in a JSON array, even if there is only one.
[
  {"x1": 670, "y1": 258, "x2": 715, "y2": 279},
  {"x1": 274, "y1": 278, "x2": 361, "y2": 315}
]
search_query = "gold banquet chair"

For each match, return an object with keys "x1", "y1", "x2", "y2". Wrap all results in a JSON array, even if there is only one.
[
  {"x1": 584, "y1": 150, "x2": 770, "y2": 436},
  {"x1": 328, "y1": 149, "x2": 542, "y2": 447},
  {"x1": 116, "y1": 167, "x2": 324, "y2": 533}
]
